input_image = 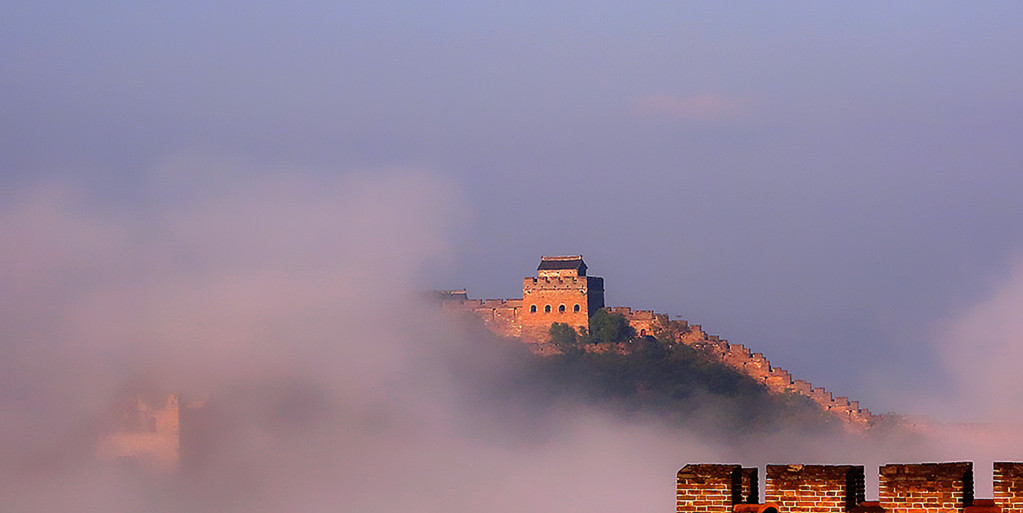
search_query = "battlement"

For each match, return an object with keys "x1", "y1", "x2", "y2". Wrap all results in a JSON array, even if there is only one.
[{"x1": 678, "y1": 462, "x2": 1023, "y2": 513}]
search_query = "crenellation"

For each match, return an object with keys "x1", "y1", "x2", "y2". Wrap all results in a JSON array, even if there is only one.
[{"x1": 683, "y1": 462, "x2": 1021, "y2": 513}]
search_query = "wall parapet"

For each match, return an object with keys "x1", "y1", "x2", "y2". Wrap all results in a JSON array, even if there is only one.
[
  {"x1": 679, "y1": 462, "x2": 1007, "y2": 513},
  {"x1": 678, "y1": 464, "x2": 758, "y2": 513}
]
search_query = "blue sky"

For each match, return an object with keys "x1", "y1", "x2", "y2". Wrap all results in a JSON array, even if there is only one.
[{"x1": 5, "y1": 1, "x2": 1023, "y2": 419}]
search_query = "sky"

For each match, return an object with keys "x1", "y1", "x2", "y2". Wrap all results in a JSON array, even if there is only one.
[{"x1": 4, "y1": 2, "x2": 1023, "y2": 511}]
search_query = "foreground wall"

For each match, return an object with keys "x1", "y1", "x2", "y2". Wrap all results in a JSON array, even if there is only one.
[{"x1": 679, "y1": 462, "x2": 1023, "y2": 513}]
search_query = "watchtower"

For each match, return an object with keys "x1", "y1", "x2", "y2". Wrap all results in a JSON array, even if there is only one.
[{"x1": 520, "y1": 255, "x2": 605, "y2": 335}]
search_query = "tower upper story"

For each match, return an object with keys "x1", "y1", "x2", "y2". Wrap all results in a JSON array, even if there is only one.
[{"x1": 536, "y1": 255, "x2": 588, "y2": 278}]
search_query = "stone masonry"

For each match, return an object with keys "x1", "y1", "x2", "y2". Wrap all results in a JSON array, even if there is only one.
[
  {"x1": 995, "y1": 463, "x2": 1023, "y2": 513},
  {"x1": 765, "y1": 465, "x2": 865, "y2": 513},
  {"x1": 680, "y1": 462, "x2": 1017, "y2": 513}
]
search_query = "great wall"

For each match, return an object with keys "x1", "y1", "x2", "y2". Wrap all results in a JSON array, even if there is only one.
[
  {"x1": 677, "y1": 462, "x2": 1023, "y2": 513},
  {"x1": 440, "y1": 255, "x2": 875, "y2": 429},
  {"x1": 99, "y1": 254, "x2": 876, "y2": 470}
]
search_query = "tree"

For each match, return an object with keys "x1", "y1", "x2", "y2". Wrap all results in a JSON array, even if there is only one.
[
  {"x1": 548, "y1": 322, "x2": 580, "y2": 354},
  {"x1": 586, "y1": 309, "x2": 636, "y2": 344}
]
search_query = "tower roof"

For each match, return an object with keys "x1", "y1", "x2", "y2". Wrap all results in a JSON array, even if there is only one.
[{"x1": 537, "y1": 255, "x2": 587, "y2": 274}]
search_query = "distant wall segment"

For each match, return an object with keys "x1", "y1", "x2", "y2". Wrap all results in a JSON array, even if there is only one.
[{"x1": 439, "y1": 254, "x2": 875, "y2": 428}]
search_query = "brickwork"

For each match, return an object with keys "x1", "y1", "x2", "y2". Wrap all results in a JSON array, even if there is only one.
[
  {"x1": 995, "y1": 462, "x2": 1023, "y2": 513},
  {"x1": 677, "y1": 464, "x2": 744, "y2": 513},
  {"x1": 520, "y1": 274, "x2": 603, "y2": 333},
  {"x1": 765, "y1": 465, "x2": 865, "y2": 513},
  {"x1": 681, "y1": 462, "x2": 1023, "y2": 513},
  {"x1": 879, "y1": 462, "x2": 973, "y2": 513},
  {"x1": 607, "y1": 307, "x2": 667, "y2": 337},
  {"x1": 442, "y1": 298, "x2": 524, "y2": 338}
]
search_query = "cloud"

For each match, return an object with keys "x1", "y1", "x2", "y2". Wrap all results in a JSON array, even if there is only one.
[
  {"x1": 932, "y1": 258, "x2": 1023, "y2": 423},
  {"x1": 0, "y1": 161, "x2": 868, "y2": 512},
  {"x1": 630, "y1": 93, "x2": 750, "y2": 121},
  {"x1": 3, "y1": 160, "x2": 1019, "y2": 512}
]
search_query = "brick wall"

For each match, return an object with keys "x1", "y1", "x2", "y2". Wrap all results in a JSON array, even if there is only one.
[
  {"x1": 680, "y1": 462, "x2": 1023, "y2": 513},
  {"x1": 995, "y1": 462, "x2": 1023, "y2": 513},
  {"x1": 765, "y1": 464, "x2": 864, "y2": 513},
  {"x1": 677, "y1": 464, "x2": 743, "y2": 513},
  {"x1": 519, "y1": 274, "x2": 604, "y2": 336},
  {"x1": 879, "y1": 462, "x2": 973, "y2": 513}
]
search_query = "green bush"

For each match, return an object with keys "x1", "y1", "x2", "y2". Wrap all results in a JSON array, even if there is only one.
[
  {"x1": 585, "y1": 309, "x2": 636, "y2": 344},
  {"x1": 548, "y1": 322, "x2": 579, "y2": 352}
]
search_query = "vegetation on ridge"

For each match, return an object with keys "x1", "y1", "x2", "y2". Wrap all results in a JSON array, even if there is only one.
[
  {"x1": 448, "y1": 312, "x2": 855, "y2": 438},
  {"x1": 529, "y1": 340, "x2": 839, "y2": 435},
  {"x1": 524, "y1": 313, "x2": 842, "y2": 435}
]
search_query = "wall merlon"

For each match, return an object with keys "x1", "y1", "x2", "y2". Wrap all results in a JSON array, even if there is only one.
[
  {"x1": 880, "y1": 462, "x2": 974, "y2": 513},
  {"x1": 994, "y1": 462, "x2": 1023, "y2": 513},
  {"x1": 765, "y1": 464, "x2": 865, "y2": 513},
  {"x1": 677, "y1": 464, "x2": 749, "y2": 513},
  {"x1": 811, "y1": 387, "x2": 834, "y2": 403}
]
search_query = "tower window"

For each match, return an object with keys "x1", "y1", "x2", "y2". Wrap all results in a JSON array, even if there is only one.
[
  {"x1": 530, "y1": 305, "x2": 537, "y2": 313},
  {"x1": 558, "y1": 304, "x2": 566, "y2": 313},
  {"x1": 544, "y1": 305, "x2": 551, "y2": 313},
  {"x1": 573, "y1": 304, "x2": 580, "y2": 312}
]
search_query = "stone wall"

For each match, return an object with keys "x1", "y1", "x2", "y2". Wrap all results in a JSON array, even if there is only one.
[
  {"x1": 680, "y1": 462, "x2": 1013, "y2": 513},
  {"x1": 765, "y1": 465, "x2": 865, "y2": 513},
  {"x1": 995, "y1": 463, "x2": 1023, "y2": 513},
  {"x1": 520, "y1": 275, "x2": 598, "y2": 333},
  {"x1": 681, "y1": 333, "x2": 875, "y2": 429},
  {"x1": 879, "y1": 462, "x2": 973, "y2": 513},
  {"x1": 677, "y1": 464, "x2": 746, "y2": 513},
  {"x1": 442, "y1": 298, "x2": 524, "y2": 338}
]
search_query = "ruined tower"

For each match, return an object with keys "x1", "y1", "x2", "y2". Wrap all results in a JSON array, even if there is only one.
[{"x1": 520, "y1": 255, "x2": 605, "y2": 337}]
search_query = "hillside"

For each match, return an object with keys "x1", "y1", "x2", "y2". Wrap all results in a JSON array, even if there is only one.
[{"x1": 440, "y1": 255, "x2": 877, "y2": 431}]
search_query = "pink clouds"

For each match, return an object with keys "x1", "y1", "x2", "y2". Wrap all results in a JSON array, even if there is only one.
[
  {"x1": 631, "y1": 93, "x2": 750, "y2": 121},
  {"x1": 933, "y1": 259, "x2": 1023, "y2": 422},
  {"x1": 5, "y1": 161, "x2": 1023, "y2": 512}
]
